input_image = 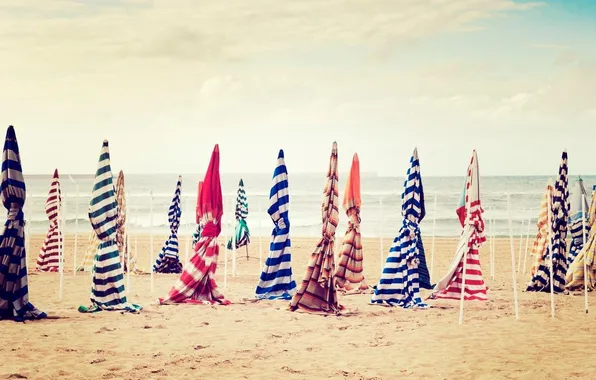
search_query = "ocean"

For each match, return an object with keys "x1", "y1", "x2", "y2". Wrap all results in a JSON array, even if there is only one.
[{"x1": 21, "y1": 173, "x2": 596, "y2": 238}]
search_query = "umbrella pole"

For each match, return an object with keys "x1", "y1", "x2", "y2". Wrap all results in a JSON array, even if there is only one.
[
  {"x1": 430, "y1": 194, "x2": 437, "y2": 280},
  {"x1": 458, "y1": 247, "x2": 468, "y2": 325},
  {"x1": 379, "y1": 197, "x2": 384, "y2": 272},
  {"x1": 58, "y1": 190, "x2": 64, "y2": 302},
  {"x1": 224, "y1": 196, "x2": 228, "y2": 291},
  {"x1": 185, "y1": 196, "x2": 190, "y2": 264},
  {"x1": 521, "y1": 216, "x2": 532, "y2": 276},
  {"x1": 516, "y1": 216, "x2": 525, "y2": 273},
  {"x1": 490, "y1": 213, "x2": 495, "y2": 281},
  {"x1": 72, "y1": 179, "x2": 79, "y2": 277},
  {"x1": 232, "y1": 221, "x2": 237, "y2": 277},
  {"x1": 149, "y1": 191, "x2": 154, "y2": 293},
  {"x1": 507, "y1": 193, "x2": 520, "y2": 321},
  {"x1": 258, "y1": 200, "x2": 263, "y2": 272},
  {"x1": 547, "y1": 187, "x2": 555, "y2": 319},
  {"x1": 582, "y1": 194, "x2": 588, "y2": 314},
  {"x1": 126, "y1": 200, "x2": 131, "y2": 292},
  {"x1": 245, "y1": 244, "x2": 249, "y2": 261}
]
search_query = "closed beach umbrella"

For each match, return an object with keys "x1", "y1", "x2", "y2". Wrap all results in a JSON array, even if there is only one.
[
  {"x1": 159, "y1": 145, "x2": 230, "y2": 305},
  {"x1": 527, "y1": 151, "x2": 569, "y2": 293},
  {"x1": 36, "y1": 169, "x2": 62, "y2": 272},
  {"x1": 567, "y1": 178, "x2": 589, "y2": 266},
  {"x1": 290, "y1": 142, "x2": 343, "y2": 314},
  {"x1": 528, "y1": 182, "x2": 553, "y2": 278},
  {"x1": 153, "y1": 176, "x2": 184, "y2": 273},
  {"x1": 255, "y1": 149, "x2": 297, "y2": 300},
  {"x1": 115, "y1": 170, "x2": 129, "y2": 270},
  {"x1": 0, "y1": 126, "x2": 47, "y2": 320},
  {"x1": 432, "y1": 150, "x2": 487, "y2": 301},
  {"x1": 192, "y1": 181, "x2": 203, "y2": 247},
  {"x1": 372, "y1": 148, "x2": 431, "y2": 307},
  {"x1": 566, "y1": 189, "x2": 596, "y2": 290},
  {"x1": 78, "y1": 140, "x2": 141, "y2": 313},
  {"x1": 227, "y1": 179, "x2": 250, "y2": 251},
  {"x1": 334, "y1": 153, "x2": 369, "y2": 292}
]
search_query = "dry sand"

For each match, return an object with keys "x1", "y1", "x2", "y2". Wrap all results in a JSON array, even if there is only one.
[{"x1": 2, "y1": 233, "x2": 596, "y2": 379}]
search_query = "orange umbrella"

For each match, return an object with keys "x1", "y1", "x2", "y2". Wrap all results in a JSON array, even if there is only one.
[
  {"x1": 290, "y1": 142, "x2": 343, "y2": 314},
  {"x1": 334, "y1": 153, "x2": 368, "y2": 292}
]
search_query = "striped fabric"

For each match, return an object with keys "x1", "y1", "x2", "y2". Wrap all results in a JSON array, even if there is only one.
[
  {"x1": 527, "y1": 151, "x2": 569, "y2": 293},
  {"x1": 566, "y1": 191, "x2": 596, "y2": 290},
  {"x1": 335, "y1": 153, "x2": 368, "y2": 292},
  {"x1": 192, "y1": 181, "x2": 203, "y2": 247},
  {"x1": 227, "y1": 179, "x2": 250, "y2": 250},
  {"x1": 115, "y1": 170, "x2": 129, "y2": 271},
  {"x1": 0, "y1": 126, "x2": 47, "y2": 321},
  {"x1": 371, "y1": 148, "x2": 430, "y2": 308},
  {"x1": 290, "y1": 142, "x2": 343, "y2": 314},
  {"x1": 432, "y1": 150, "x2": 487, "y2": 301},
  {"x1": 528, "y1": 183, "x2": 553, "y2": 277},
  {"x1": 36, "y1": 169, "x2": 62, "y2": 272},
  {"x1": 77, "y1": 230, "x2": 98, "y2": 272},
  {"x1": 153, "y1": 176, "x2": 183, "y2": 273},
  {"x1": 567, "y1": 178, "x2": 590, "y2": 266},
  {"x1": 79, "y1": 140, "x2": 141, "y2": 313},
  {"x1": 159, "y1": 145, "x2": 230, "y2": 305},
  {"x1": 255, "y1": 149, "x2": 297, "y2": 300}
]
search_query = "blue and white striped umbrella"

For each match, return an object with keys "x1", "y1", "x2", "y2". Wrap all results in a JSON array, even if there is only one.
[
  {"x1": 255, "y1": 149, "x2": 296, "y2": 300},
  {"x1": 0, "y1": 126, "x2": 46, "y2": 321},
  {"x1": 79, "y1": 140, "x2": 141, "y2": 313},
  {"x1": 154, "y1": 176, "x2": 183, "y2": 273},
  {"x1": 371, "y1": 148, "x2": 430, "y2": 308},
  {"x1": 527, "y1": 150, "x2": 569, "y2": 293},
  {"x1": 567, "y1": 178, "x2": 590, "y2": 266}
]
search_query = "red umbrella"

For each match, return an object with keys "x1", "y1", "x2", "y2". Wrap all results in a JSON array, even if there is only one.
[{"x1": 159, "y1": 145, "x2": 230, "y2": 305}]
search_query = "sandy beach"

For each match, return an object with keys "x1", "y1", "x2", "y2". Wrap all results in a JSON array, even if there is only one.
[{"x1": 3, "y1": 233, "x2": 596, "y2": 380}]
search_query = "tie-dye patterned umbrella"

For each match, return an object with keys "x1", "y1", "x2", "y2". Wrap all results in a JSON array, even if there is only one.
[
  {"x1": 115, "y1": 170, "x2": 129, "y2": 270},
  {"x1": 567, "y1": 178, "x2": 589, "y2": 266},
  {"x1": 227, "y1": 179, "x2": 250, "y2": 254},
  {"x1": 159, "y1": 145, "x2": 230, "y2": 305},
  {"x1": 290, "y1": 142, "x2": 343, "y2": 314},
  {"x1": 255, "y1": 149, "x2": 297, "y2": 300},
  {"x1": 432, "y1": 150, "x2": 487, "y2": 301},
  {"x1": 36, "y1": 169, "x2": 62, "y2": 272},
  {"x1": 566, "y1": 189, "x2": 596, "y2": 290},
  {"x1": 77, "y1": 230, "x2": 99, "y2": 272},
  {"x1": 527, "y1": 182, "x2": 553, "y2": 279},
  {"x1": 78, "y1": 140, "x2": 141, "y2": 313},
  {"x1": 372, "y1": 148, "x2": 431, "y2": 308},
  {"x1": 527, "y1": 151, "x2": 569, "y2": 293},
  {"x1": 0, "y1": 126, "x2": 47, "y2": 321},
  {"x1": 334, "y1": 153, "x2": 369, "y2": 293},
  {"x1": 153, "y1": 176, "x2": 183, "y2": 273}
]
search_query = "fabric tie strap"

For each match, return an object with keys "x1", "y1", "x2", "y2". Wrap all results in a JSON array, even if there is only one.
[
  {"x1": 202, "y1": 221, "x2": 219, "y2": 238},
  {"x1": 8, "y1": 207, "x2": 23, "y2": 222}
]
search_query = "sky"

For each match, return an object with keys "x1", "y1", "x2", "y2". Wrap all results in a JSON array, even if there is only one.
[{"x1": 1, "y1": 0, "x2": 595, "y2": 176}]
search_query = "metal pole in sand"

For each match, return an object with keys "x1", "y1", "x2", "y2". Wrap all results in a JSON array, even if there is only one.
[
  {"x1": 582, "y1": 193, "x2": 588, "y2": 314},
  {"x1": 547, "y1": 179, "x2": 555, "y2": 319},
  {"x1": 224, "y1": 196, "x2": 228, "y2": 291},
  {"x1": 521, "y1": 215, "x2": 532, "y2": 276},
  {"x1": 379, "y1": 197, "x2": 384, "y2": 272},
  {"x1": 232, "y1": 195, "x2": 237, "y2": 277},
  {"x1": 184, "y1": 196, "x2": 191, "y2": 265},
  {"x1": 516, "y1": 216, "x2": 525, "y2": 273},
  {"x1": 58, "y1": 190, "x2": 64, "y2": 301},
  {"x1": 258, "y1": 199, "x2": 263, "y2": 273},
  {"x1": 126, "y1": 197, "x2": 131, "y2": 292},
  {"x1": 430, "y1": 194, "x2": 437, "y2": 280},
  {"x1": 68, "y1": 175, "x2": 79, "y2": 277},
  {"x1": 149, "y1": 191, "x2": 154, "y2": 293},
  {"x1": 507, "y1": 193, "x2": 519, "y2": 321}
]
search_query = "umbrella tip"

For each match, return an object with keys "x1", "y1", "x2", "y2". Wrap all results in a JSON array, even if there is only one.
[
  {"x1": 278, "y1": 149, "x2": 284, "y2": 159},
  {"x1": 53, "y1": 168, "x2": 59, "y2": 178},
  {"x1": 6, "y1": 125, "x2": 16, "y2": 140},
  {"x1": 214, "y1": 144, "x2": 219, "y2": 153},
  {"x1": 102, "y1": 139, "x2": 109, "y2": 147},
  {"x1": 239, "y1": 178, "x2": 244, "y2": 186},
  {"x1": 178, "y1": 174, "x2": 182, "y2": 182},
  {"x1": 353, "y1": 153, "x2": 359, "y2": 162}
]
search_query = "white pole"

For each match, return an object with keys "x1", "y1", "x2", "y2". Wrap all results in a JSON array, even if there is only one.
[
  {"x1": 507, "y1": 193, "x2": 520, "y2": 321},
  {"x1": 258, "y1": 199, "x2": 263, "y2": 271},
  {"x1": 516, "y1": 217, "x2": 525, "y2": 273},
  {"x1": 489, "y1": 210, "x2": 494, "y2": 281},
  {"x1": 134, "y1": 213, "x2": 138, "y2": 277},
  {"x1": 379, "y1": 197, "x2": 384, "y2": 272},
  {"x1": 582, "y1": 194, "x2": 588, "y2": 314},
  {"x1": 126, "y1": 196, "x2": 131, "y2": 292},
  {"x1": 184, "y1": 196, "x2": 190, "y2": 264},
  {"x1": 522, "y1": 215, "x2": 532, "y2": 276},
  {"x1": 458, "y1": 246, "x2": 468, "y2": 326},
  {"x1": 223, "y1": 196, "x2": 228, "y2": 290},
  {"x1": 232, "y1": 195, "x2": 237, "y2": 277},
  {"x1": 68, "y1": 175, "x2": 79, "y2": 277},
  {"x1": 58, "y1": 190, "x2": 64, "y2": 301},
  {"x1": 430, "y1": 194, "x2": 437, "y2": 280},
  {"x1": 547, "y1": 186, "x2": 555, "y2": 319},
  {"x1": 149, "y1": 191, "x2": 154, "y2": 293}
]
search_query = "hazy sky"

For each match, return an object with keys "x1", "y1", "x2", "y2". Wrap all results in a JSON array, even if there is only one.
[{"x1": 1, "y1": 0, "x2": 595, "y2": 176}]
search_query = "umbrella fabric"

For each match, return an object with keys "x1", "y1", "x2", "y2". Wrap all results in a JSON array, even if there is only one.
[
  {"x1": 159, "y1": 145, "x2": 230, "y2": 305},
  {"x1": 77, "y1": 230, "x2": 98, "y2": 272},
  {"x1": 79, "y1": 140, "x2": 141, "y2": 313},
  {"x1": 192, "y1": 181, "x2": 203, "y2": 247},
  {"x1": 528, "y1": 183, "x2": 553, "y2": 278},
  {"x1": 527, "y1": 151, "x2": 569, "y2": 293},
  {"x1": 371, "y1": 148, "x2": 430, "y2": 308},
  {"x1": 0, "y1": 126, "x2": 47, "y2": 321},
  {"x1": 115, "y1": 170, "x2": 129, "y2": 271},
  {"x1": 432, "y1": 150, "x2": 487, "y2": 301},
  {"x1": 567, "y1": 178, "x2": 590, "y2": 266},
  {"x1": 566, "y1": 190, "x2": 596, "y2": 290},
  {"x1": 36, "y1": 169, "x2": 62, "y2": 272},
  {"x1": 227, "y1": 179, "x2": 250, "y2": 250},
  {"x1": 153, "y1": 176, "x2": 184, "y2": 273},
  {"x1": 290, "y1": 142, "x2": 343, "y2": 314},
  {"x1": 255, "y1": 149, "x2": 297, "y2": 300},
  {"x1": 335, "y1": 153, "x2": 368, "y2": 292}
]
